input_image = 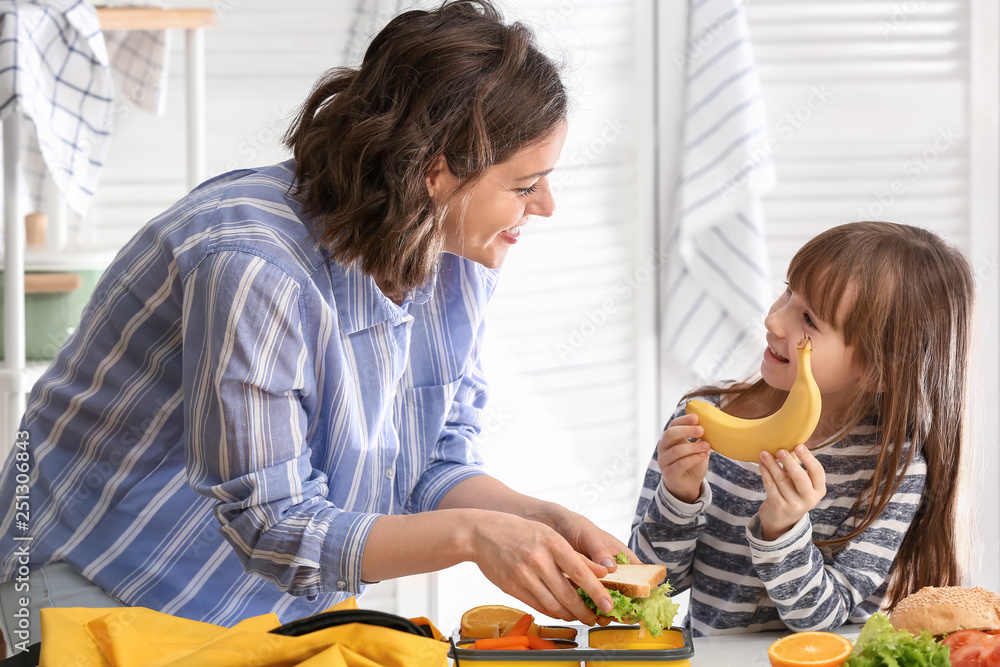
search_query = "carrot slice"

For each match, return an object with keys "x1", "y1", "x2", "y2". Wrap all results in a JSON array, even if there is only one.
[
  {"x1": 526, "y1": 634, "x2": 559, "y2": 650},
  {"x1": 501, "y1": 612, "x2": 534, "y2": 637},
  {"x1": 472, "y1": 635, "x2": 532, "y2": 650}
]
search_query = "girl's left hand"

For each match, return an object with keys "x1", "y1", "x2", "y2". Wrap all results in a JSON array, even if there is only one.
[{"x1": 757, "y1": 444, "x2": 827, "y2": 541}]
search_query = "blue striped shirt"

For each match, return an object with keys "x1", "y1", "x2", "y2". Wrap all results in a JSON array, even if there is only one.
[
  {"x1": 0, "y1": 161, "x2": 496, "y2": 624},
  {"x1": 630, "y1": 393, "x2": 926, "y2": 636}
]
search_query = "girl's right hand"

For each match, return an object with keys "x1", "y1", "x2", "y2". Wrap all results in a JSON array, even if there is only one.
[{"x1": 657, "y1": 413, "x2": 711, "y2": 504}]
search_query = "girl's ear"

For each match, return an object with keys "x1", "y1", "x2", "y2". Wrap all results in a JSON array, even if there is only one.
[{"x1": 425, "y1": 155, "x2": 450, "y2": 200}]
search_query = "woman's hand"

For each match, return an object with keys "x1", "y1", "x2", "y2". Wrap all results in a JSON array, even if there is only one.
[
  {"x1": 468, "y1": 511, "x2": 618, "y2": 623},
  {"x1": 543, "y1": 506, "x2": 638, "y2": 569},
  {"x1": 758, "y1": 444, "x2": 827, "y2": 541},
  {"x1": 657, "y1": 413, "x2": 711, "y2": 504}
]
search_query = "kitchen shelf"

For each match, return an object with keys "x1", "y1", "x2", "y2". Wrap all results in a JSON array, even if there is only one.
[
  {"x1": 1, "y1": 6, "x2": 216, "y2": 437},
  {"x1": 95, "y1": 8, "x2": 217, "y2": 30}
]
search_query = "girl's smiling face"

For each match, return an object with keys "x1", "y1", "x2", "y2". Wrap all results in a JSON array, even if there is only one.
[
  {"x1": 761, "y1": 286, "x2": 865, "y2": 419},
  {"x1": 428, "y1": 120, "x2": 567, "y2": 269}
]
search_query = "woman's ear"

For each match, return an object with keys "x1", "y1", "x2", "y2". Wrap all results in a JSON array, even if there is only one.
[{"x1": 425, "y1": 155, "x2": 451, "y2": 200}]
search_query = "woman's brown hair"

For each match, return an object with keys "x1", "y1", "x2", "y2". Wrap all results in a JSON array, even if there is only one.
[
  {"x1": 691, "y1": 221, "x2": 974, "y2": 609},
  {"x1": 284, "y1": 0, "x2": 567, "y2": 301}
]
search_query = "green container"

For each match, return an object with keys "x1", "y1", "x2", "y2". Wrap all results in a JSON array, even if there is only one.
[
  {"x1": 0, "y1": 269, "x2": 104, "y2": 361},
  {"x1": 0, "y1": 248, "x2": 116, "y2": 361}
]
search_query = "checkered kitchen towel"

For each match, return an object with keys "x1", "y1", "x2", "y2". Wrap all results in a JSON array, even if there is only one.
[
  {"x1": 0, "y1": 0, "x2": 114, "y2": 217},
  {"x1": 102, "y1": 0, "x2": 170, "y2": 116},
  {"x1": 663, "y1": 0, "x2": 776, "y2": 384}
]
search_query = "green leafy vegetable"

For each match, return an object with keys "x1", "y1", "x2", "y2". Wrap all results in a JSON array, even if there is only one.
[
  {"x1": 614, "y1": 552, "x2": 630, "y2": 564},
  {"x1": 844, "y1": 612, "x2": 951, "y2": 667},
  {"x1": 578, "y1": 583, "x2": 680, "y2": 637}
]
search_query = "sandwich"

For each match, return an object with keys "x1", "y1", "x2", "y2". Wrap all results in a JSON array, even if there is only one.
[
  {"x1": 889, "y1": 586, "x2": 1000, "y2": 667},
  {"x1": 577, "y1": 561, "x2": 680, "y2": 637},
  {"x1": 890, "y1": 586, "x2": 1000, "y2": 636}
]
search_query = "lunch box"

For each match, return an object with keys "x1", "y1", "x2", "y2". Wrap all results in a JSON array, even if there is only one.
[{"x1": 449, "y1": 625, "x2": 694, "y2": 666}]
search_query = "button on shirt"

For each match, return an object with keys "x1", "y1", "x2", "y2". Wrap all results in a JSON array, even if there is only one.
[{"x1": 0, "y1": 161, "x2": 496, "y2": 625}]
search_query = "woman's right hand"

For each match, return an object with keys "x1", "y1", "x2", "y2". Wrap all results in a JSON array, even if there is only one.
[
  {"x1": 657, "y1": 413, "x2": 710, "y2": 504},
  {"x1": 468, "y1": 511, "x2": 613, "y2": 624}
]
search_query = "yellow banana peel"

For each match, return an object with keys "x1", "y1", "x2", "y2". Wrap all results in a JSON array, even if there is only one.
[{"x1": 685, "y1": 334, "x2": 822, "y2": 462}]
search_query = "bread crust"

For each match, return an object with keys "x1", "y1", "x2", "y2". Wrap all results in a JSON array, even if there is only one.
[
  {"x1": 599, "y1": 563, "x2": 667, "y2": 598},
  {"x1": 890, "y1": 586, "x2": 1000, "y2": 635}
]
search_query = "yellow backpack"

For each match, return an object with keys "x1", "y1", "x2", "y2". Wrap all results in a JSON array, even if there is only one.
[{"x1": 27, "y1": 597, "x2": 450, "y2": 667}]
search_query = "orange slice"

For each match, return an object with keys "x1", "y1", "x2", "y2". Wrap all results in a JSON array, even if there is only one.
[
  {"x1": 767, "y1": 631, "x2": 854, "y2": 667},
  {"x1": 460, "y1": 605, "x2": 528, "y2": 639}
]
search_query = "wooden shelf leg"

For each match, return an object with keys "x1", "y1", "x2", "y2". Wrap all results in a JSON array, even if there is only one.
[
  {"x1": 185, "y1": 27, "x2": 207, "y2": 191},
  {"x1": 3, "y1": 113, "x2": 26, "y2": 432}
]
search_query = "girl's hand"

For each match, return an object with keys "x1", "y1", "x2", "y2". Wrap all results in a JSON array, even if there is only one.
[
  {"x1": 758, "y1": 444, "x2": 827, "y2": 541},
  {"x1": 657, "y1": 413, "x2": 711, "y2": 504},
  {"x1": 469, "y1": 512, "x2": 616, "y2": 624}
]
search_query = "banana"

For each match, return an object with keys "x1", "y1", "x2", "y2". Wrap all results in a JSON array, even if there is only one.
[{"x1": 684, "y1": 334, "x2": 822, "y2": 462}]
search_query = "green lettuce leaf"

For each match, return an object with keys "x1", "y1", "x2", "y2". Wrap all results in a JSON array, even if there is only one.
[
  {"x1": 844, "y1": 612, "x2": 951, "y2": 667},
  {"x1": 578, "y1": 583, "x2": 679, "y2": 637},
  {"x1": 614, "y1": 552, "x2": 630, "y2": 564}
]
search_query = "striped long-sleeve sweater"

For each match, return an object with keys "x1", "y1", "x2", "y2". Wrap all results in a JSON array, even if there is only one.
[{"x1": 630, "y1": 394, "x2": 926, "y2": 636}]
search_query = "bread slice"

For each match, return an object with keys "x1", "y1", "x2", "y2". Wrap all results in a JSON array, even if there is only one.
[{"x1": 599, "y1": 563, "x2": 666, "y2": 598}]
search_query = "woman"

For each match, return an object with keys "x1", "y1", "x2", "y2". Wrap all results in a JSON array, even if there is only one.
[{"x1": 0, "y1": 0, "x2": 628, "y2": 645}]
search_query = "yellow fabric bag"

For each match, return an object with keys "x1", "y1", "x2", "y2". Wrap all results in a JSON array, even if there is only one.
[{"x1": 38, "y1": 597, "x2": 449, "y2": 667}]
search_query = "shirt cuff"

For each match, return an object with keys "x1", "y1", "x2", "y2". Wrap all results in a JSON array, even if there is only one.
[
  {"x1": 406, "y1": 461, "x2": 488, "y2": 514},
  {"x1": 746, "y1": 513, "x2": 812, "y2": 560},
  {"x1": 655, "y1": 479, "x2": 711, "y2": 521},
  {"x1": 322, "y1": 511, "x2": 382, "y2": 596}
]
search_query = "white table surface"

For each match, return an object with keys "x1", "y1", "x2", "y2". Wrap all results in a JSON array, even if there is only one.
[{"x1": 689, "y1": 627, "x2": 860, "y2": 666}]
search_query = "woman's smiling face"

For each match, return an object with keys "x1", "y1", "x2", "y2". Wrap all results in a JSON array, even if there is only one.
[{"x1": 429, "y1": 120, "x2": 567, "y2": 269}]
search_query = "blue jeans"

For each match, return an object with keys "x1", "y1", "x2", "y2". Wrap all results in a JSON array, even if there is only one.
[{"x1": 0, "y1": 561, "x2": 124, "y2": 654}]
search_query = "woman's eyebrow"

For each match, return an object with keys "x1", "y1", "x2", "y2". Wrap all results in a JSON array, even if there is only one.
[{"x1": 514, "y1": 168, "x2": 554, "y2": 181}]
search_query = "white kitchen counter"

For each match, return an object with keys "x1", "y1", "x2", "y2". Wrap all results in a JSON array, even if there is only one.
[{"x1": 689, "y1": 627, "x2": 861, "y2": 666}]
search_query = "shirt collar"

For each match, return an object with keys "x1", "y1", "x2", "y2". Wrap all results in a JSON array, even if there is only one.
[{"x1": 328, "y1": 258, "x2": 437, "y2": 334}]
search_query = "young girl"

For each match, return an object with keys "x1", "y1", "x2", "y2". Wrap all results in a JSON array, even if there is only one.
[{"x1": 631, "y1": 221, "x2": 974, "y2": 636}]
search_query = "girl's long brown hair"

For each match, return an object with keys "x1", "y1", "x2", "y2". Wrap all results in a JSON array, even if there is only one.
[
  {"x1": 690, "y1": 222, "x2": 974, "y2": 609},
  {"x1": 284, "y1": 0, "x2": 567, "y2": 301}
]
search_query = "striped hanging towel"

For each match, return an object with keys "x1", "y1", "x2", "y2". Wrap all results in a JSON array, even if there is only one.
[{"x1": 664, "y1": 0, "x2": 776, "y2": 384}]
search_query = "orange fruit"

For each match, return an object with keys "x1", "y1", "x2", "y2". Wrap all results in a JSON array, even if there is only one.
[
  {"x1": 460, "y1": 605, "x2": 528, "y2": 639},
  {"x1": 767, "y1": 631, "x2": 854, "y2": 667}
]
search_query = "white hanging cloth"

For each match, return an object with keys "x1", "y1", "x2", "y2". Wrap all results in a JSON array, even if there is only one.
[
  {"x1": 0, "y1": 0, "x2": 114, "y2": 217},
  {"x1": 102, "y1": 0, "x2": 171, "y2": 117},
  {"x1": 664, "y1": 0, "x2": 776, "y2": 384}
]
